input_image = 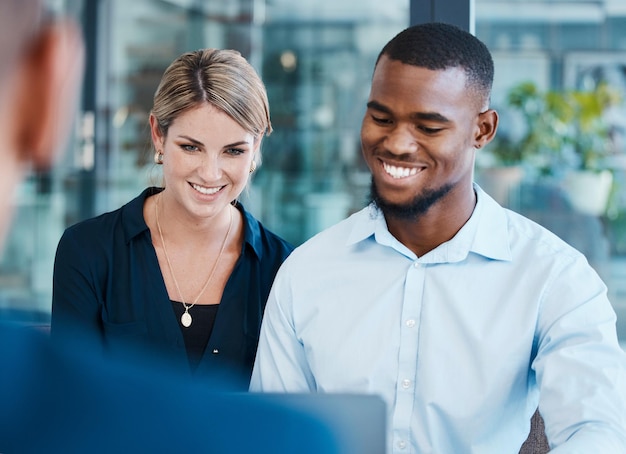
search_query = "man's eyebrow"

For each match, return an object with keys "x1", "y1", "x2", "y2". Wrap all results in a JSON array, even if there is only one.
[
  {"x1": 367, "y1": 101, "x2": 450, "y2": 123},
  {"x1": 366, "y1": 100, "x2": 391, "y2": 114},
  {"x1": 411, "y1": 112, "x2": 450, "y2": 123}
]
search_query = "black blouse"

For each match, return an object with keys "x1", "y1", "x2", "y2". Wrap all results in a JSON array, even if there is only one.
[{"x1": 51, "y1": 187, "x2": 293, "y2": 390}]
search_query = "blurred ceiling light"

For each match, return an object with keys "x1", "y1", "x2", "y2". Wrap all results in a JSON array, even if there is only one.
[{"x1": 280, "y1": 50, "x2": 297, "y2": 72}]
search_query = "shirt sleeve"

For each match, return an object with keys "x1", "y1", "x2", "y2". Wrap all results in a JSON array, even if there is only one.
[
  {"x1": 51, "y1": 228, "x2": 104, "y2": 349},
  {"x1": 249, "y1": 262, "x2": 316, "y2": 392},
  {"x1": 533, "y1": 253, "x2": 626, "y2": 451}
]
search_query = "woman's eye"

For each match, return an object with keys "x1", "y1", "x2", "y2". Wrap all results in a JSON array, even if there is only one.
[
  {"x1": 226, "y1": 148, "x2": 245, "y2": 156},
  {"x1": 181, "y1": 144, "x2": 198, "y2": 152}
]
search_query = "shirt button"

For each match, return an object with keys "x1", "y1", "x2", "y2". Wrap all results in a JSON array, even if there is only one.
[
  {"x1": 405, "y1": 319, "x2": 416, "y2": 328},
  {"x1": 413, "y1": 262, "x2": 420, "y2": 268},
  {"x1": 402, "y1": 379, "x2": 411, "y2": 389},
  {"x1": 397, "y1": 440, "x2": 407, "y2": 450}
]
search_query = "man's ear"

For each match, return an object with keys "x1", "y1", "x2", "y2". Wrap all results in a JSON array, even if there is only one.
[
  {"x1": 14, "y1": 20, "x2": 84, "y2": 170},
  {"x1": 474, "y1": 109, "x2": 499, "y2": 149}
]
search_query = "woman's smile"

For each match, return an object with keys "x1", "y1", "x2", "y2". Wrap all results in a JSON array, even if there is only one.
[{"x1": 190, "y1": 182, "x2": 224, "y2": 196}]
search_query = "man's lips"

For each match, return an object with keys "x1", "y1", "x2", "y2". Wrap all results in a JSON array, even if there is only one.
[{"x1": 382, "y1": 161, "x2": 424, "y2": 179}]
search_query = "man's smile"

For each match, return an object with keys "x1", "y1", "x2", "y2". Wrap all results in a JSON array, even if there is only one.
[{"x1": 382, "y1": 161, "x2": 423, "y2": 179}]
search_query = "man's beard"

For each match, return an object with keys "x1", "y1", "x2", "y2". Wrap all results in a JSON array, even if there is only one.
[{"x1": 369, "y1": 178, "x2": 452, "y2": 220}]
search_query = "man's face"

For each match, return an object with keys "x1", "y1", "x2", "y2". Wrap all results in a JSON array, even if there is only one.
[{"x1": 361, "y1": 56, "x2": 482, "y2": 219}]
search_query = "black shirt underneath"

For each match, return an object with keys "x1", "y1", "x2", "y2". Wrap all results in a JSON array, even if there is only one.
[{"x1": 171, "y1": 302, "x2": 218, "y2": 372}]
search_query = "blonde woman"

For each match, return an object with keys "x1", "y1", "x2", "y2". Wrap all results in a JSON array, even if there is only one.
[{"x1": 52, "y1": 49, "x2": 292, "y2": 389}]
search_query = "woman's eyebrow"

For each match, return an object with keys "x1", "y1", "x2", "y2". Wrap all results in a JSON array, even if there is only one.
[
  {"x1": 177, "y1": 135, "x2": 204, "y2": 146},
  {"x1": 224, "y1": 141, "x2": 250, "y2": 148}
]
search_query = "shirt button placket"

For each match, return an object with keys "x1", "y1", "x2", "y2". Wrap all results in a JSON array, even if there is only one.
[{"x1": 393, "y1": 259, "x2": 424, "y2": 454}]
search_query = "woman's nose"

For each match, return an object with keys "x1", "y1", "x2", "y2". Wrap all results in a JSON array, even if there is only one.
[{"x1": 197, "y1": 153, "x2": 221, "y2": 180}]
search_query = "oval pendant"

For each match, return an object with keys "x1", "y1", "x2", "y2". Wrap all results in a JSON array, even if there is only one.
[{"x1": 181, "y1": 311, "x2": 192, "y2": 328}]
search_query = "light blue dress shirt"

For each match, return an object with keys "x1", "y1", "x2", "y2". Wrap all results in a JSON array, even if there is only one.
[{"x1": 250, "y1": 185, "x2": 626, "y2": 453}]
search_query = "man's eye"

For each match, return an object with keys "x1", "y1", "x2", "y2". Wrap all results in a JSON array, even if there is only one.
[
  {"x1": 372, "y1": 115, "x2": 392, "y2": 125},
  {"x1": 418, "y1": 126, "x2": 442, "y2": 134}
]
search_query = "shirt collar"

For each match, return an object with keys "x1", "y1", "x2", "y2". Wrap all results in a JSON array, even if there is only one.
[
  {"x1": 346, "y1": 183, "x2": 512, "y2": 263},
  {"x1": 470, "y1": 184, "x2": 512, "y2": 262},
  {"x1": 347, "y1": 204, "x2": 382, "y2": 246},
  {"x1": 122, "y1": 187, "x2": 161, "y2": 244},
  {"x1": 121, "y1": 188, "x2": 263, "y2": 261},
  {"x1": 238, "y1": 202, "x2": 264, "y2": 261}
]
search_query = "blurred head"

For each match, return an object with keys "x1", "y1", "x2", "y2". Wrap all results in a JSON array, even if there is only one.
[
  {"x1": 0, "y1": 1, "x2": 43, "y2": 80},
  {"x1": 151, "y1": 48, "x2": 272, "y2": 168},
  {"x1": 0, "y1": 0, "x2": 84, "y2": 248}
]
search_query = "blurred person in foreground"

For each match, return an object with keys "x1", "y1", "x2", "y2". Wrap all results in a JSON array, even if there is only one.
[
  {"x1": 0, "y1": 1, "x2": 82, "y2": 248},
  {"x1": 51, "y1": 48, "x2": 293, "y2": 390},
  {"x1": 250, "y1": 22, "x2": 626, "y2": 453},
  {"x1": 0, "y1": 2, "x2": 345, "y2": 453}
]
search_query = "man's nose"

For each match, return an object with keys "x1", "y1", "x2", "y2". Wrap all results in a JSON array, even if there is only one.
[{"x1": 384, "y1": 124, "x2": 418, "y2": 155}]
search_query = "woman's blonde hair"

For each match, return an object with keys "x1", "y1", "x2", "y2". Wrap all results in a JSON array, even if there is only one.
[{"x1": 151, "y1": 48, "x2": 272, "y2": 165}]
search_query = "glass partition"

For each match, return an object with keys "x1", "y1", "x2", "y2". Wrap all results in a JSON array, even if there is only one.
[
  {"x1": 4, "y1": 0, "x2": 622, "y2": 349},
  {"x1": 475, "y1": 0, "x2": 626, "y2": 347},
  {"x1": 0, "y1": 0, "x2": 408, "y2": 320}
]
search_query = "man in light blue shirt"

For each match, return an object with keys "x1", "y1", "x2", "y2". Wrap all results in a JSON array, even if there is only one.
[{"x1": 250, "y1": 22, "x2": 626, "y2": 453}]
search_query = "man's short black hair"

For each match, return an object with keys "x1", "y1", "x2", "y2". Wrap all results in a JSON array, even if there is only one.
[{"x1": 377, "y1": 22, "x2": 494, "y2": 105}]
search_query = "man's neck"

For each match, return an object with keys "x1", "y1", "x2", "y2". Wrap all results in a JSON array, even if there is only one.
[{"x1": 384, "y1": 189, "x2": 477, "y2": 257}]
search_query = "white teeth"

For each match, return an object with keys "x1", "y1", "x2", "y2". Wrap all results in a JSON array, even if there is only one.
[
  {"x1": 192, "y1": 183, "x2": 221, "y2": 195},
  {"x1": 383, "y1": 163, "x2": 419, "y2": 179}
]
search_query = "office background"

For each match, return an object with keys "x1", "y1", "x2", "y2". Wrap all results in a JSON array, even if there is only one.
[{"x1": 2, "y1": 0, "x2": 625, "y2": 348}]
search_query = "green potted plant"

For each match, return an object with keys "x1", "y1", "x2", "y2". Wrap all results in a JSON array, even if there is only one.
[
  {"x1": 503, "y1": 80, "x2": 621, "y2": 215},
  {"x1": 475, "y1": 95, "x2": 538, "y2": 206},
  {"x1": 476, "y1": 81, "x2": 559, "y2": 206},
  {"x1": 476, "y1": 135, "x2": 526, "y2": 206}
]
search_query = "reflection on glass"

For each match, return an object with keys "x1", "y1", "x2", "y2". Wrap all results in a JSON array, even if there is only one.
[
  {"x1": 0, "y1": 0, "x2": 408, "y2": 320},
  {"x1": 475, "y1": 0, "x2": 626, "y2": 346}
]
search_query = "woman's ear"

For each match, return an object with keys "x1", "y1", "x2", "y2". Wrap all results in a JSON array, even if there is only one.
[
  {"x1": 14, "y1": 20, "x2": 84, "y2": 170},
  {"x1": 474, "y1": 109, "x2": 499, "y2": 149},
  {"x1": 251, "y1": 136, "x2": 263, "y2": 166},
  {"x1": 149, "y1": 113, "x2": 165, "y2": 151}
]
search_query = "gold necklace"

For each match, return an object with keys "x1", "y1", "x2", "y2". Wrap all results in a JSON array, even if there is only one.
[{"x1": 155, "y1": 194, "x2": 233, "y2": 328}]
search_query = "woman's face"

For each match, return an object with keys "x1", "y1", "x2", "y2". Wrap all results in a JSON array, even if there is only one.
[{"x1": 151, "y1": 102, "x2": 259, "y2": 222}]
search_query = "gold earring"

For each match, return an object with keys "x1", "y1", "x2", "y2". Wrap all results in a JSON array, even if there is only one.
[
  {"x1": 249, "y1": 161, "x2": 257, "y2": 173},
  {"x1": 154, "y1": 151, "x2": 164, "y2": 165}
]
